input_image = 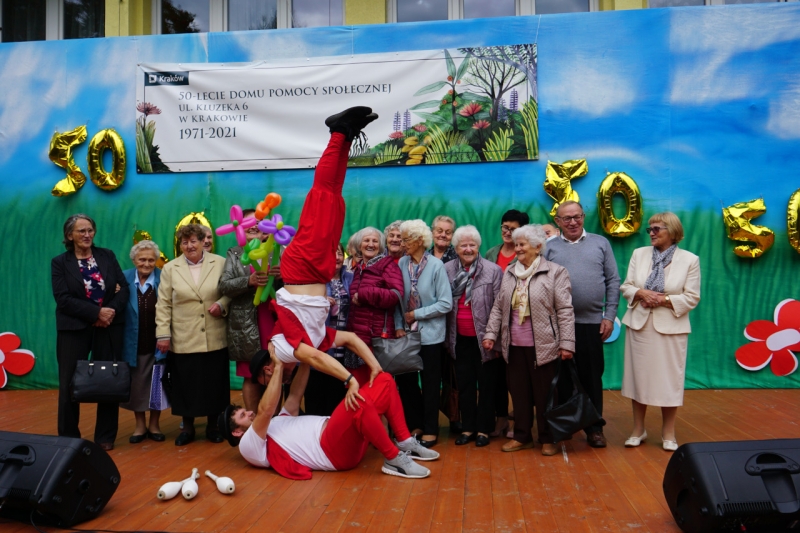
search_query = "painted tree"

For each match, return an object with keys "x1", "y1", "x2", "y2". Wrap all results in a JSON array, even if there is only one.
[
  {"x1": 458, "y1": 44, "x2": 537, "y2": 101},
  {"x1": 463, "y1": 55, "x2": 526, "y2": 122}
]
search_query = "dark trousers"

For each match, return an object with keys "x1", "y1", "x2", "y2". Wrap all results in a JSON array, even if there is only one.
[
  {"x1": 557, "y1": 323, "x2": 606, "y2": 434},
  {"x1": 56, "y1": 326, "x2": 121, "y2": 444},
  {"x1": 396, "y1": 343, "x2": 443, "y2": 435},
  {"x1": 506, "y1": 346, "x2": 558, "y2": 444},
  {"x1": 454, "y1": 335, "x2": 500, "y2": 435},
  {"x1": 493, "y1": 357, "x2": 509, "y2": 418},
  {"x1": 305, "y1": 368, "x2": 347, "y2": 416}
]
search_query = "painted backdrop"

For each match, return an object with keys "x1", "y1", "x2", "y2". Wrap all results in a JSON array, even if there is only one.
[{"x1": 0, "y1": 3, "x2": 798, "y2": 390}]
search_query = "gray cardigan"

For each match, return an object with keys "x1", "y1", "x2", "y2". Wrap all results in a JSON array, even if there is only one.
[
  {"x1": 444, "y1": 257, "x2": 503, "y2": 362},
  {"x1": 394, "y1": 254, "x2": 453, "y2": 345}
]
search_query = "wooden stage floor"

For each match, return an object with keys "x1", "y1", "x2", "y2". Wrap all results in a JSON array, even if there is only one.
[{"x1": 1, "y1": 388, "x2": 799, "y2": 533}]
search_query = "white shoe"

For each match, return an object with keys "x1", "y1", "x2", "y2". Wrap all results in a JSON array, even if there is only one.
[
  {"x1": 662, "y1": 439, "x2": 678, "y2": 452},
  {"x1": 382, "y1": 451, "x2": 430, "y2": 479},
  {"x1": 624, "y1": 431, "x2": 647, "y2": 447},
  {"x1": 395, "y1": 438, "x2": 440, "y2": 461}
]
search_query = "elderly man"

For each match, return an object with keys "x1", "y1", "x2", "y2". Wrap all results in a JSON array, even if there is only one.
[{"x1": 544, "y1": 201, "x2": 620, "y2": 448}]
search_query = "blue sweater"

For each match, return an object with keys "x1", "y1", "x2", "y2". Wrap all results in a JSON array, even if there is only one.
[{"x1": 394, "y1": 254, "x2": 453, "y2": 345}]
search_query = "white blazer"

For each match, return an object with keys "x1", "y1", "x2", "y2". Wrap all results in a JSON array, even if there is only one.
[{"x1": 620, "y1": 246, "x2": 700, "y2": 335}]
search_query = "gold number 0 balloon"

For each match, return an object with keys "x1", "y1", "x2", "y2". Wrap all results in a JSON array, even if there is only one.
[
  {"x1": 596, "y1": 172, "x2": 643, "y2": 238},
  {"x1": 722, "y1": 198, "x2": 775, "y2": 258},
  {"x1": 87, "y1": 128, "x2": 126, "y2": 191},
  {"x1": 174, "y1": 212, "x2": 214, "y2": 257},
  {"x1": 788, "y1": 188, "x2": 800, "y2": 254}
]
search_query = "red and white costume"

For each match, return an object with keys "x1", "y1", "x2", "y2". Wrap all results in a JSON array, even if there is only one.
[{"x1": 239, "y1": 373, "x2": 412, "y2": 480}]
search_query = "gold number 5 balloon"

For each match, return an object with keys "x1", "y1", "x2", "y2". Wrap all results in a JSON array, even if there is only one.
[
  {"x1": 722, "y1": 198, "x2": 775, "y2": 258},
  {"x1": 544, "y1": 159, "x2": 588, "y2": 217},
  {"x1": 49, "y1": 125, "x2": 88, "y2": 197},
  {"x1": 597, "y1": 172, "x2": 643, "y2": 238},
  {"x1": 788, "y1": 188, "x2": 800, "y2": 254}
]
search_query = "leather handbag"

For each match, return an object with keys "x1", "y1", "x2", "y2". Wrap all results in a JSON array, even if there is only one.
[
  {"x1": 70, "y1": 335, "x2": 131, "y2": 404},
  {"x1": 371, "y1": 290, "x2": 423, "y2": 375},
  {"x1": 543, "y1": 358, "x2": 602, "y2": 442}
]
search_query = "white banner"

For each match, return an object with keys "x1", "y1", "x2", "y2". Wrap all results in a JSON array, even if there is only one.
[{"x1": 136, "y1": 45, "x2": 537, "y2": 173}]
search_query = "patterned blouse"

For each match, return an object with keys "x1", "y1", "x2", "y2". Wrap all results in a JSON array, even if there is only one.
[
  {"x1": 327, "y1": 278, "x2": 362, "y2": 369},
  {"x1": 78, "y1": 256, "x2": 106, "y2": 306}
]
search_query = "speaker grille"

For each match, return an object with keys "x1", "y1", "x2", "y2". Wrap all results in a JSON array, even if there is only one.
[
  {"x1": 719, "y1": 501, "x2": 774, "y2": 516},
  {"x1": 6, "y1": 488, "x2": 31, "y2": 501}
]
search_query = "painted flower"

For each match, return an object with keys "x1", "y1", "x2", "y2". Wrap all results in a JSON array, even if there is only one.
[
  {"x1": 136, "y1": 102, "x2": 162, "y2": 117},
  {"x1": 447, "y1": 76, "x2": 453, "y2": 82},
  {"x1": 413, "y1": 124, "x2": 427, "y2": 132},
  {"x1": 0, "y1": 333, "x2": 36, "y2": 388},
  {"x1": 389, "y1": 131, "x2": 404, "y2": 139},
  {"x1": 736, "y1": 299, "x2": 800, "y2": 376},
  {"x1": 472, "y1": 120, "x2": 491, "y2": 130},
  {"x1": 447, "y1": 90, "x2": 454, "y2": 95},
  {"x1": 459, "y1": 102, "x2": 482, "y2": 117}
]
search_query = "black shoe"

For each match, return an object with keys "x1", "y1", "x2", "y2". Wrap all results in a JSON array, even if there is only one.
[
  {"x1": 206, "y1": 429, "x2": 224, "y2": 444},
  {"x1": 147, "y1": 431, "x2": 166, "y2": 442},
  {"x1": 419, "y1": 437, "x2": 438, "y2": 449},
  {"x1": 325, "y1": 106, "x2": 373, "y2": 140},
  {"x1": 129, "y1": 433, "x2": 146, "y2": 444},
  {"x1": 455, "y1": 433, "x2": 476, "y2": 446},
  {"x1": 175, "y1": 431, "x2": 195, "y2": 446},
  {"x1": 476, "y1": 435, "x2": 490, "y2": 447}
]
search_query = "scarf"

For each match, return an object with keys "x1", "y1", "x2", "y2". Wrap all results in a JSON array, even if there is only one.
[
  {"x1": 451, "y1": 259, "x2": 478, "y2": 305},
  {"x1": 511, "y1": 256, "x2": 541, "y2": 325},
  {"x1": 406, "y1": 252, "x2": 430, "y2": 331},
  {"x1": 644, "y1": 244, "x2": 677, "y2": 293}
]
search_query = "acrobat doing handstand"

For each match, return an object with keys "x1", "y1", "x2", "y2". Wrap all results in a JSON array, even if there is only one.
[{"x1": 218, "y1": 107, "x2": 438, "y2": 479}]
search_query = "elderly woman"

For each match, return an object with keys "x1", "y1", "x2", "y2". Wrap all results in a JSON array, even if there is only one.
[
  {"x1": 122, "y1": 240, "x2": 165, "y2": 443},
  {"x1": 620, "y1": 212, "x2": 700, "y2": 451},
  {"x1": 219, "y1": 210, "x2": 281, "y2": 414},
  {"x1": 430, "y1": 215, "x2": 457, "y2": 263},
  {"x1": 384, "y1": 220, "x2": 405, "y2": 263},
  {"x1": 445, "y1": 226, "x2": 503, "y2": 447},
  {"x1": 348, "y1": 227, "x2": 404, "y2": 380},
  {"x1": 483, "y1": 224, "x2": 575, "y2": 456},
  {"x1": 394, "y1": 219, "x2": 453, "y2": 447},
  {"x1": 51, "y1": 214, "x2": 129, "y2": 451},
  {"x1": 201, "y1": 226, "x2": 214, "y2": 253},
  {"x1": 344, "y1": 230, "x2": 362, "y2": 272},
  {"x1": 156, "y1": 224, "x2": 230, "y2": 446}
]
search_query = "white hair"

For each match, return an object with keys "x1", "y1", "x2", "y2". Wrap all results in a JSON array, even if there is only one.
[
  {"x1": 512, "y1": 224, "x2": 547, "y2": 252},
  {"x1": 400, "y1": 219, "x2": 433, "y2": 249},
  {"x1": 130, "y1": 240, "x2": 161, "y2": 262},
  {"x1": 451, "y1": 225, "x2": 482, "y2": 248},
  {"x1": 353, "y1": 226, "x2": 386, "y2": 254},
  {"x1": 384, "y1": 220, "x2": 403, "y2": 236},
  {"x1": 431, "y1": 215, "x2": 456, "y2": 230}
]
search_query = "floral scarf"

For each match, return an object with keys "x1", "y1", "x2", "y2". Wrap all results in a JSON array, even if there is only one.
[
  {"x1": 644, "y1": 244, "x2": 677, "y2": 293},
  {"x1": 451, "y1": 260, "x2": 478, "y2": 305},
  {"x1": 406, "y1": 252, "x2": 430, "y2": 331},
  {"x1": 511, "y1": 256, "x2": 540, "y2": 325}
]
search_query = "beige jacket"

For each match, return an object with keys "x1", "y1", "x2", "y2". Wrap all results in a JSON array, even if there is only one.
[
  {"x1": 484, "y1": 258, "x2": 576, "y2": 366},
  {"x1": 156, "y1": 253, "x2": 229, "y2": 354},
  {"x1": 620, "y1": 246, "x2": 701, "y2": 334}
]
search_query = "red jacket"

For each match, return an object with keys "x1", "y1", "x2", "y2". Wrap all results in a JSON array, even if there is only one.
[{"x1": 347, "y1": 255, "x2": 404, "y2": 346}]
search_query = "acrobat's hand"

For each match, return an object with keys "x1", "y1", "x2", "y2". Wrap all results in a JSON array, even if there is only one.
[
  {"x1": 344, "y1": 379, "x2": 365, "y2": 411},
  {"x1": 368, "y1": 364, "x2": 382, "y2": 387}
]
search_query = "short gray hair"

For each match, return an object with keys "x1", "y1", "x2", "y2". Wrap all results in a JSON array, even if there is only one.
[
  {"x1": 512, "y1": 224, "x2": 547, "y2": 252},
  {"x1": 353, "y1": 226, "x2": 386, "y2": 254},
  {"x1": 130, "y1": 240, "x2": 161, "y2": 262},
  {"x1": 384, "y1": 220, "x2": 403, "y2": 236},
  {"x1": 346, "y1": 231, "x2": 362, "y2": 258},
  {"x1": 451, "y1": 225, "x2": 481, "y2": 249},
  {"x1": 400, "y1": 219, "x2": 433, "y2": 249},
  {"x1": 431, "y1": 215, "x2": 456, "y2": 230}
]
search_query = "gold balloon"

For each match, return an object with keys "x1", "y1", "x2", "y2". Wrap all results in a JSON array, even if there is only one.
[
  {"x1": 49, "y1": 125, "x2": 88, "y2": 197},
  {"x1": 722, "y1": 198, "x2": 775, "y2": 258},
  {"x1": 597, "y1": 172, "x2": 643, "y2": 238},
  {"x1": 544, "y1": 159, "x2": 588, "y2": 217},
  {"x1": 174, "y1": 211, "x2": 214, "y2": 257},
  {"x1": 133, "y1": 229, "x2": 169, "y2": 267},
  {"x1": 87, "y1": 128, "x2": 126, "y2": 191},
  {"x1": 788, "y1": 188, "x2": 800, "y2": 254}
]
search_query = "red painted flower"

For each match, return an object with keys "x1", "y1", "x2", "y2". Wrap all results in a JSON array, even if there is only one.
[
  {"x1": 472, "y1": 120, "x2": 491, "y2": 130},
  {"x1": 459, "y1": 102, "x2": 482, "y2": 117},
  {"x1": 388, "y1": 131, "x2": 404, "y2": 139},
  {"x1": 413, "y1": 124, "x2": 427, "y2": 132},
  {"x1": 0, "y1": 332, "x2": 36, "y2": 388},
  {"x1": 736, "y1": 299, "x2": 800, "y2": 376}
]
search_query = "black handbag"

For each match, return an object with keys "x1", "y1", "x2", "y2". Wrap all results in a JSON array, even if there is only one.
[
  {"x1": 70, "y1": 333, "x2": 131, "y2": 404},
  {"x1": 371, "y1": 290, "x2": 423, "y2": 375},
  {"x1": 543, "y1": 358, "x2": 602, "y2": 442}
]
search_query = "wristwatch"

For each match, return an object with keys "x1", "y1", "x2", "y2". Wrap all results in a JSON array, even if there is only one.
[{"x1": 664, "y1": 295, "x2": 671, "y2": 304}]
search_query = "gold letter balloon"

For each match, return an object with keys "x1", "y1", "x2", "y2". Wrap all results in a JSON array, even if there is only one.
[
  {"x1": 49, "y1": 125, "x2": 88, "y2": 197},
  {"x1": 133, "y1": 229, "x2": 170, "y2": 268},
  {"x1": 174, "y1": 212, "x2": 214, "y2": 257},
  {"x1": 87, "y1": 128, "x2": 126, "y2": 191},
  {"x1": 722, "y1": 198, "x2": 775, "y2": 258},
  {"x1": 789, "y1": 188, "x2": 800, "y2": 254},
  {"x1": 597, "y1": 172, "x2": 643, "y2": 238},
  {"x1": 544, "y1": 159, "x2": 588, "y2": 217}
]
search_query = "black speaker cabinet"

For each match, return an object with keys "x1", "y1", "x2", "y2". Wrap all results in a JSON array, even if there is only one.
[
  {"x1": 0, "y1": 431, "x2": 121, "y2": 527},
  {"x1": 663, "y1": 439, "x2": 800, "y2": 532}
]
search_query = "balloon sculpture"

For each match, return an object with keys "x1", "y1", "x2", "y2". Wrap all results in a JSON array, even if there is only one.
[{"x1": 216, "y1": 205, "x2": 258, "y2": 247}]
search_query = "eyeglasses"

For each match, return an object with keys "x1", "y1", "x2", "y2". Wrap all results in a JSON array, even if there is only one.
[
  {"x1": 74, "y1": 228, "x2": 95, "y2": 235},
  {"x1": 645, "y1": 226, "x2": 667, "y2": 234},
  {"x1": 500, "y1": 225, "x2": 517, "y2": 234},
  {"x1": 401, "y1": 236, "x2": 417, "y2": 244},
  {"x1": 433, "y1": 229, "x2": 453, "y2": 236},
  {"x1": 555, "y1": 214, "x2": 584, "y2": 223}
]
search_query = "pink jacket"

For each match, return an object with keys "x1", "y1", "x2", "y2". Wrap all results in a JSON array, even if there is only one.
[{"x1": 347, "y1": 255, "x2": 404, "y2": 346}]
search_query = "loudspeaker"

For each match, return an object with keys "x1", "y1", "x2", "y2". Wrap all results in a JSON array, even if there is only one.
[
  {"x1": 663, "y1": 439, "x2": 800, "y2": 532},
  {"x1": 0, "y1": 432, "x2": 121, "y2": 527}
]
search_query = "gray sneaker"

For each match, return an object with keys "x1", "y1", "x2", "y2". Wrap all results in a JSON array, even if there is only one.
[
  {"x1": 382, "y1": 451, "x2": 430, "y2": 479},
  {"x1": 395, "y1": 438, "x2": 440, "y2": 461}
]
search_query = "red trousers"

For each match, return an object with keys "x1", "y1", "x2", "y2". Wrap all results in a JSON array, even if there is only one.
[
  {"x1": 280, "y1": 132, "x2": 350, "y2": 285},
  {"x1": 319, "y1": 372, "x2": 412, "y2": 470}
]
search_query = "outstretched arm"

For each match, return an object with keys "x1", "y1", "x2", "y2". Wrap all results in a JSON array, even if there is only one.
[
  {"x1": 251, "y1": 350, "x2": 285, "y2": 438},
  {"x1": 294, "y1": 343, "x2": 365, "y2": 410},
  {"x1": 333, "y1": 330, "x2": 383, "y2": 386}
]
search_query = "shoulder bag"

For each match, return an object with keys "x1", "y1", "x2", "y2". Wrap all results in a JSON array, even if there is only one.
[
  {"x1": 70, "y1": 331, "x2": 131, "y2": 403},
  {"x1": 371, "y1": 290, "x2": 423, "y2": 375},
  {"x1": 543, "y1": 358, "x2": 603, "y2": 442}
]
